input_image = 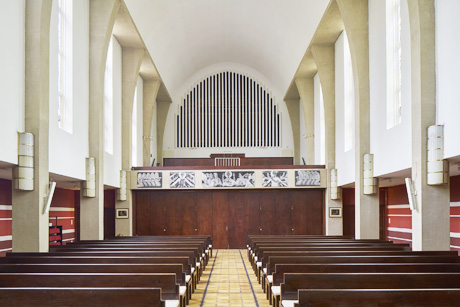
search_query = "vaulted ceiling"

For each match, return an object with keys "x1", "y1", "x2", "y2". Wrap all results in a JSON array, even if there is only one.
[{"x1": 124, "y1": 0, "x2": 329, "y2": 96}]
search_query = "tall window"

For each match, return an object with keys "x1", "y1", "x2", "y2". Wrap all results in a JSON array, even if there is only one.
[
  {"x1": 132, "y1": 86, "x2": 138, "y2": 166},
  {"x1": 387, "y1": 0, "x2": 402, "y2": 129},
  {"x1": 344, "y1": 31, "x2": 354, "y2": 152},
  {"x1": 57, "y1": 0, "x2": 73, "y2": 133},
  {"x1": 104, "y1": 38, "x2": 114, "y2": 154}
]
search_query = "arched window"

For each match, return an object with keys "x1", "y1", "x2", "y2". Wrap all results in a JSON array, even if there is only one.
[{"x1": 176, "y1": 71, "x2": 281, "y2": 148}]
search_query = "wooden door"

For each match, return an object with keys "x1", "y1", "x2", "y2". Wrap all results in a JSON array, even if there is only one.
[
  {"x1": 305, "y1": 190, "x2": 324, "y2": 235},
  {"x1": 196, "y1": 191, "x2": 213, "y2": 236},
  {"x1": 275, "y1": 191, "x2": 292, "y2": 235},
  {"x1": 135, "y1": 191, "x2": 151, "y2": 236},
  {"x1": 291, "y1": 190, "x2": 307, "y2": 235},
  {"x1": 228, "y1": 191, "x2": 247, "y2": 248},
  {"x1": 151, "y1": 191, "x2": 168, "y2": 235},
  {"x1": 259, "y1": 191, "x2": 276, "y2": 235},
  {"x1": 245, "y1": 191, "x2": 260, "y2": 235},
  {"x1": 212, "y1": 191, "x2": 228, "y2": 249}
]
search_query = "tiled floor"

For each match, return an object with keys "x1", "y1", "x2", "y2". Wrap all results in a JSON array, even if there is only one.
[{"x1": 188, "y1": 249, "x2": 270, "y2": 307}]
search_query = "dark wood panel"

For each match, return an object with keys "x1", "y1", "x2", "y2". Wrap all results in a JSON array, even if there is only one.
[
  {"x1": 228, "y1": 192, "x2": 247, "y2": 248},
  {"x1": 212, "y1": 191, "x2": 228, "y2": 249},
  {"x1": 104, "y1": 190, "x2": 115, "y2": 239},
  {"x1": 245, "y1": 192, "x2": 260, "y2": 235},
  {"x1": 134, "y1": 189, "x2": 325, "y2": 248},
  {"x1": 259, "y1": 191, "x2": 276, "y2": 235},
  {"x1": 305, "y1": 190, "x2": 324, "y2": 235},
  {"x1": 135, "y1": 192, "x2": 150, "y2": 236},
  {"x1": 291, "y1": 191, "x2": 307, "y2": 235},
  {"x1": 179, "y1": 192, "x2": 196, "y2": 235},
  {"x1": 196, "y1": 191, "x2": 213, "y2": 235},
  {"x1": 275, "y1": 191, "x2": 292, "y2": 235}
]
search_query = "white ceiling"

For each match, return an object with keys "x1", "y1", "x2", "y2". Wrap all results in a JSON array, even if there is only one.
[{"x1": 124, "y1": 0, "x2": 330, "y2": 96}]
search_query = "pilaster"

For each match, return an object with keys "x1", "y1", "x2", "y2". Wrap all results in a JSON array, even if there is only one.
[
  {"x1": 12, "y1": 0, "x2": 53, "y2": 252},
  {"x1": 337, "y1": 0, "x2": 379, "y2": 239},
  {"x1": 295, "y1": 78, "x2": 315, "y2": 164},
  {"x1": 408, "y1": 0, "x2": 450, "y2": 250}
]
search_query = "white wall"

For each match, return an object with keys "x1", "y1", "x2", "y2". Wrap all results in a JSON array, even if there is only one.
[
  {"x1": 0, "y1": 0, "x2": 25, "y2": 165},
  {"x1": 133, "y1": 77, "x2": 144, "y2": 167},
  {"x1": 335, "y1": 32, "x2": 355, "y2": 186},
  {"x1": 104, "y1": 37, "x2": 122, "y2": 188},
  {"x1": 49, "y1": 0, "x2": 89, "y2": 180},
  {"x1": 150, "y1": 95, "x2": 158, "y2": 167},
  {"x1": 436, "y1": 0, "x2": 460, "y2": 160},
  {"x1": 162, "y1": 62, "x2": 294, "y2": 159},
  {"x1": 369, "y1": 0, "x2": 412, "y2": 177},
  {"x1": 299, "y1": 98, "x2": 307, "y2": 165}
]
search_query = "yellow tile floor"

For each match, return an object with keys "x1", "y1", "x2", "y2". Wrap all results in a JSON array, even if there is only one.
[{"x1": 188, "y1": 249, "x2": 270, "y2": 307}]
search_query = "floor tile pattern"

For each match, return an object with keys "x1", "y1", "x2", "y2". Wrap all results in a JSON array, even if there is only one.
[{"x1": 188, "y1": 249, "x2": 270, "y2": 307}]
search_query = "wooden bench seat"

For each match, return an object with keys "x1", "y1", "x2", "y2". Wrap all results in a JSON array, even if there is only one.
[
  {"x1": 0, "y1": 263, "x2": 191, "y2": 304},
  {"x1": 0, "y1": 287, "x2": 166, "y2": 307},
  {"x1": 280, "y1": 273, "x2": 460, "y2": 307},
  {"x1": 294, "y1": 289, "x2": 460, "y2": 307},
  {"x1": 0, "y1": 273, "x2": 180, "y2": 306}
]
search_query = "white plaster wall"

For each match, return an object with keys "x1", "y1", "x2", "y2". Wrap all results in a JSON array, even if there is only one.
[
  {"x1": 49, "y1": 0, "x2": 89, "y2": 180},
  {"x1": 335, "y1": 32, "x2": 355, "y2": 186},
  {"x1": 133, "y1": 77, "x2": 143, "y2": 167},
  {"x1": 0, "y1": 0, "x2": 25, "y2": 165},
  {"x1": 104, "y1": 37, "x2": 122, "y2": 188},
  {"x1": 162, "y1": 62, "x2": 294, "y2": 158},
  {"x1": 436, "y1": 0, "x2": 460, "y2": 160},
  {"x1": 150, "y1": 99, "x2": 158, "y2": 166},
  {"x1": 299, "y1": 98, "x2": 307, "y2": 165},
  {"x1": 369, "y1": 0, "x2": 412, "y2": 177},
  {"x1": 313, "y1": 74, "x2": 322, "y2": 165}
]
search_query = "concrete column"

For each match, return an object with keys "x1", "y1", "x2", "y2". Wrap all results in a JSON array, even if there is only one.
[
  {"x1": 408, "y1": 0, "x2": 450, "y2": 250},
  {"x1": 337, "y1": 0, "x2": 379, "y2": 239},
  {"x1": 80, "y1": 0, "x2": 120, "y2": 240},
  {"x1": 142, "y1": 79, "x2": 161, "y2": 166},
  {"x1": 12, "y1": 0, "x2": 53, "y2": 252},
  {"x1": 156, "y1": 101, "x2": 171, "y2": 166},
  {"x1": 312, "y1": 44, "x2": 343, "y2": 235},
  {"x1": 295, "y1": 78, "x2": 315, "y2": 164},
  {"x1": 285, "y1": 99, "x2": 301, "y2": 165},
  {"x1": 115, "y1": 47, "x2": 144, "y2": 237}
]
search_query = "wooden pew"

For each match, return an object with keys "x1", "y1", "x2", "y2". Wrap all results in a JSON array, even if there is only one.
[
  {"x1": 0, "y1": 287, "x2": 165, "y2": 307},
  {"x1": 0, "y1": 256, "x2": 195, "y2": 296},
  {"x1": 0, "y1": 263, "x2": 191, "y2": 304},
  {"x1": 280, "y1": 273, "x2": 460, "y2": 307},
  {"x1": 294, "y1": 289, "x2": 460, "y2": 307},
  {"x1": 0, "y1": 273, "x2": 180, "y2": 307},
  {"x1": 267, "y1": 254, "x2": 460, "y2": 306},
  {"x1": 7, "y1": 250, "x2": 201, "y2": 284}
]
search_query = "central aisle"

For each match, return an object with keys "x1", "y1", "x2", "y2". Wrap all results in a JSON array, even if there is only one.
[{"x1": 189, "y1": 249, "x2": 270, "y2": 307}]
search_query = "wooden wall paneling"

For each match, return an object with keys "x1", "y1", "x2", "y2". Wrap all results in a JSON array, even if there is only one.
[
  {"x1": 291, "y1": 190, "x2": 308, "y2": 235},
  {"x1": 135, "y1": 191, "x2": 150, "y2": 236},
  {"x1": 380, "y1": 189, "x2": 387, "y2": 240},
  {"x1": 275, "y1": 191, "x2": 292, "y2": 235},
  {"x1": 149, "y1": 191, "x2": 167, "y2": 235},
  {"x1": 179, "y1": 192, "x2": 197, "y2": 235},
  {"x1": 259, "y1": 191, "x2": 276, "y2": 235},
  {"x1": 103, "y1": 190, "x2": 116, "y2": 239},
  {"x1": 196, "y1": 191, "x2": 213, "y2": 235},
  {"x1": 167, "y1": 192, "x2": 183, "y2": 235},
  {"x1": 228, "y1": 191, "x2": 247, "y2": 248},
  {"x1": 245, "y1": 191, "x2": 260, "y2": 235},
  {"x1": 305, "y1": 190, "x2": 324, "y2": 235},
  {"x1": 212, "y1": 191, "x2": 229, "y2": 249},
  {"x1": 74, "y1": 191, "x2": 80, "y2": 241},
  {"x1": 342, "y1": 188, "x2": 355, "y2": 236}
]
